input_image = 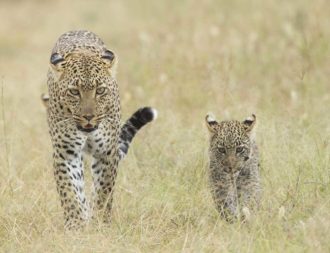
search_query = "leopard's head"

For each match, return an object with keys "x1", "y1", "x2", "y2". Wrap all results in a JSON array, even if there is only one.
[
  {"x1": 205, "y1": 113, "x2": 256, "y2": 174},
  {"x1": 49, "y1": 49, "x2": 117, "y2": 132}
]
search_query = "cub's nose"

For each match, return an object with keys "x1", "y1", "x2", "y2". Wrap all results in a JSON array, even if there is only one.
[{"x1": 82, "y1": 114, "x2": 95, "y2": 121}]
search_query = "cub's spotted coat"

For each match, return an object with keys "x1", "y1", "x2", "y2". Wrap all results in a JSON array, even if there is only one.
[{"x1": 205, "y1": 114, "x2": 261, "y2": 221}]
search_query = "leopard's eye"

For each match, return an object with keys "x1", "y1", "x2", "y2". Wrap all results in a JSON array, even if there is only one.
[
  {"x1": 236, "y1": 147, "x2": 244, "y2": 153},
  {"x1": 96, "y1": 87, "x2": 106, "y2": 95},
  {"x1": 68, "y1": 88, "x2": 80, "y2": 96},
  {"x1": 218, "y1": 147, "x2": 226, "y2": 154}
]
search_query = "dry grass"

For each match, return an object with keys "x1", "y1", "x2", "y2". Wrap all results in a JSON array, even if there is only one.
[{"x1": 0, "y1": 0, "x2": 329, "y2": 252}]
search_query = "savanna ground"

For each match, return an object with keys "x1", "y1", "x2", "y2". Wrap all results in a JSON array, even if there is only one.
[{"x1": 0, "y1": 0, "x2": 329, "y2": 252}]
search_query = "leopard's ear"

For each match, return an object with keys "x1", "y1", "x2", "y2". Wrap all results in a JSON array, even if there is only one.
[
  {"x1": 50, "y1": 52, "x2": 65, "y2": 68},
  {"x1": 50, "y1": 52, "x2": 66, "y2": 80},
  {"x1": 205, "y1": 113, "x2": 218, "y2": 133},
  {"x1": 242, "y1": 114, "x2": 256, "y2": 133},
  {"x1": 101, "y1": 49, "x2": 117, "y2": 76}
]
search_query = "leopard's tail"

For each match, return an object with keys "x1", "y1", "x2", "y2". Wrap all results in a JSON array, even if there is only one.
[{"x1": 119, "y1": 107, "x2": 157, "y2": 159}]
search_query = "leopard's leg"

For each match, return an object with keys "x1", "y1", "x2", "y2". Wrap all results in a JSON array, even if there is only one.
[
  {"x1": 237, "y1": 168, "x2": 261, "y2": 218},
  {"x1": 88, "y1": 120, "x2": 120, "y2": 223},
  {"x1": 52, "y1": 132, "x2": 89, "y2": 230},
  {"x1": 210, "y1": 170, "x2": 239, "y2": 221},
  {"x1": 91, "y1": 151, "x2": 119, "y2": 223}
]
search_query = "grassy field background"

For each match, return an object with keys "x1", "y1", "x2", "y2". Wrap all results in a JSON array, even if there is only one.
[{"x1": 0, "y1": 0, "x2": 329, "y2": 252}]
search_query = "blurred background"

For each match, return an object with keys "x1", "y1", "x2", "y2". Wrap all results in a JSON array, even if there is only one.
[{"x1": 0, "y1": 0, "x2": 329, "y2": 252}]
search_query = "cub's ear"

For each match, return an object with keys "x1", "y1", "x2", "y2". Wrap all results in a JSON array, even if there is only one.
[
  {"x1": 242, "y1": 114, "x2": 256, "y2": 133},
  {"x1": 101, "y1": 49, "x2": 117, "y2": 76},
  {"x1": 205, "y1": 113, "x2": 218, "y2": 133},
  {"x1": 41, "y1": 93, "x2": 49, "y2": 108}
]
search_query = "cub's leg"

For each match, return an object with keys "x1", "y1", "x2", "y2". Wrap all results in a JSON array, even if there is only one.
[
  {"x1": 236, "y1": 168, "x2": 261, "y2": 219},
  {"x1": 210, "y1": 171, "x2": 239, "y2": 221}
]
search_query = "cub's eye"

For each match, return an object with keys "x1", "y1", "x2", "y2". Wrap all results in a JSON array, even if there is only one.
[
  {"x1": 218, "y1": 147, "x2": 226, "y2": 154},
  {"x1": 236, "y1": 147, "x2": 244, "y2": 153},
  {"x1": 96, "y1": 87, "x2": 106, "y2": 95},
  {"x1": 68, "y1": 88, "x2": 80, "y2": 96}
]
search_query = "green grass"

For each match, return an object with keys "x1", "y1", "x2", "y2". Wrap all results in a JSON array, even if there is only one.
[{"x1": 0, "y1": 0, "x2": 329, "y2": 252}]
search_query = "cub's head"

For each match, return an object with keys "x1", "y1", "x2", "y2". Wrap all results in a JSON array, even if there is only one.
[
  {"x1": 49, "y1": 49, "x2": 117, "y2": 132},
  {"x1": 205, "y1": 113, "x2": 256, "y2": 174}
]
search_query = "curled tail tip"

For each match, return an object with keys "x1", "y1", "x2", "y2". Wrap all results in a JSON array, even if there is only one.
[
  {"x1": 140, "y1": 107, "x2": 158, "y2": 122},
  {"x1": 150, "y1": 107, "x2": 158, "y2": 121},
  {"x1": 119, "y1": 107, "x2": 157, "y2": 160}
]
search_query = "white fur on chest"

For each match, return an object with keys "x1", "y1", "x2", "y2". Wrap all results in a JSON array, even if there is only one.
[{"x1": 82, "y1": 128, "x2": 111, "y2": 157}]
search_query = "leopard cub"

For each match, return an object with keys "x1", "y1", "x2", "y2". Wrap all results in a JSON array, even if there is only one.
[{"x1": 205, "y1": 113, "x2": 261, "y2": 221}]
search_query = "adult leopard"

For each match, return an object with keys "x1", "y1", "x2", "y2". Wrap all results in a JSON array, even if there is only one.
[{"x1": 45, "y1": 30, "x2": 157, "y2": 230}]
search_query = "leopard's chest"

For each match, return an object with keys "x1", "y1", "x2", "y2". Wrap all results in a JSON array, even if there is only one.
[{"x1": 82, "y1": 125, "x2": 119, "y2": 158}]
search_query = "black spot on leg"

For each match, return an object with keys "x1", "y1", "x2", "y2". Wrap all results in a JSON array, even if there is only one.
[{"x1": 66, "y1": 150, "x2": 76, "y2": 156}]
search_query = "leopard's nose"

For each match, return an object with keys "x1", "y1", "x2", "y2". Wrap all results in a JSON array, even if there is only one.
[{"x1": 83, "y1": 114, "x2": 95, "y2": 121}]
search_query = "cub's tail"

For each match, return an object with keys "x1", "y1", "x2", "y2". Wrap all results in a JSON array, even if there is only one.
[{"x1": 119, "y1": 107, "x2": 157, "y2": 159}]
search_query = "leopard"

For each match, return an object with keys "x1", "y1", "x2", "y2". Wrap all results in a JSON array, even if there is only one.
[
  {"x1": 205, "y1": 113, "x2": 261, "y2": 222},
  {"x1": 45, "y1": 30, "x2": 157, "y2": 230}
]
